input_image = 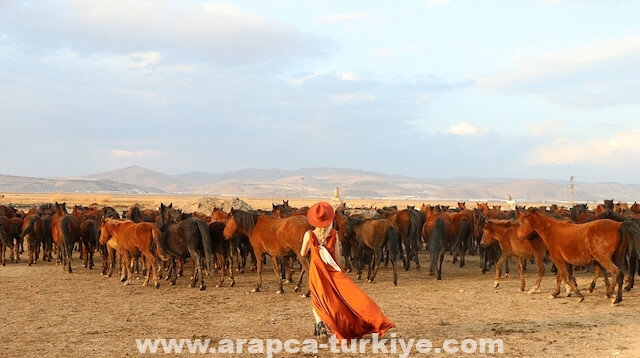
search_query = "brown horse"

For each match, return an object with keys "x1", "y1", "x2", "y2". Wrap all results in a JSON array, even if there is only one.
[
  {"x1": 388, "y1": 208, "x2": 421, "y2": 271},
  {"x1": 222, "y1": 208, "x2": 311, "y2": 293},
  {"x1": 99, "y1": 218, "x2": 168, "y2": 287},
  {"x1": 208, "y1": 220, "x2": 235, "y2": 287},
  {"x1": 421, "y1": 204, "x2": 456, "y2": 279},
  {"x1": 481, "y1": 219, "x2": 547, "y2": 293},
  {"x1": 517, "y1": 207, "x2": 640, "y2": 304},
  {"x1": 156, "y1": 203, "x2": 214, "y2": 290},
  {"x1": 19, "y1": 213, "x2": 44, "y2": 266},
  {"x1": 50, "y1": 202, "x2": 81, "y2": 272},
  {"x1": 344, "y1": 216, "x2": 400, "y2": 285}
]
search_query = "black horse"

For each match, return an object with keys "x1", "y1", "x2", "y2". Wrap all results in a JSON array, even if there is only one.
[{"x1": 156, "y1": 203, "x2": 213, "y2": 290}]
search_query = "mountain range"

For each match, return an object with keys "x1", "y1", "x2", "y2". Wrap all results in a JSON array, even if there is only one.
[{"x1": 2, "y1": 165, "x2": 640, "y2": 203}]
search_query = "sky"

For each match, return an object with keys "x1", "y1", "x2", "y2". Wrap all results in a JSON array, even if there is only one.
[{"x1": 1, "y1": 1, "x2": 640, "y2": 184}]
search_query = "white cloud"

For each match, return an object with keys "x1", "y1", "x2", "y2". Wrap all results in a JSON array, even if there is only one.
[
  {"x1": 329, "y1": 93, "x2": 376, "y2": 103},
  {"x1": 529, "y1": 130, "x2": 640, "y2": 165},
  {"x1": 426, "y1": 0, "x2": 452, "y2": 8},
  {"x1": 317, "y1": 13, "x2": 385, "y2": 24},
  {"x1": 449, "y1": 121, "x2": 489, "y2": 136},
  {"x1": 530, "y1": 119, "x2": 567, "y2": 135},
  {"x1": 487, "y1": 35, "x2": 640, "y2": 90},
  {"x1": 110, "y1": 149, "x2": 167, "y2": 159}
]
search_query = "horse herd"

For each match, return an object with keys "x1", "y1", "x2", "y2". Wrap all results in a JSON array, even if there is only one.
[{"x1": 2, "y1": 199, "x2": 640, "y2": 306}]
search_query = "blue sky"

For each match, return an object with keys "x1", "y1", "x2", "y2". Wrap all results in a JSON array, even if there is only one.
[{"x1": 1, "y1": 0, "x2": 639, "y2": 183}]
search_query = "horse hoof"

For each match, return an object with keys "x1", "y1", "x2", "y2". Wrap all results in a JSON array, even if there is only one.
[
  {"x1": 493, "y1": 281, "x2": 500, "y2": 288},
  {"x1": 199, "y1": 285, "x2": 206, "y2": 291},
  {"x1": 276, "y1": 290, "x2": 283, "y2": 294},
  {"x1": 251, "y1": 288, "x2": 259, "y2": 293},
  {"x1": 155, "y1": 283, "x2": 160, "y2": 289},
  {"x1": 367, "y1": 279, "x2": 373, "y2": 283},
  {"x1": 230, "y1": 281, "x2": 236, "y2": 287},
  {"x1": 548, "y1": 294, "x2": 556, "y2": 299},
  {"x1": 527, "y1": 288, "x2": 540, "y2": 294}
]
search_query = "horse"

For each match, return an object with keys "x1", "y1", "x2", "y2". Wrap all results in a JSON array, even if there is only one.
[
  {"x1": 0, "y1": 215, "x2": 24, "y2": 264},
  {"x1": 156, "y1": 203, "x2": 214, "y2": 290},
  {"x1": 480, "y1": 219, "x2": 548, "y2": 293},
  {"x1": 99, "y1": 218, "x2": 168, "y2": 287},
  {"x1": 72, "y1": 205, "x2": 102, "y2": 270},
  {"x1": 19, "y1": 212, "x2": 44, "y2": 266},
  {"x1": 388, "y1": 208, "x2": 421, "y2": 271},
  {"x1": 123, "y1": 204, "x2": 158, "y2": 223},
  {"x1": 517, "y1": 207, "x2": 640, "y2": 304},
  {"x1": 50, "y1": 202, "x2": 81, "y2": 273},
  {"x1": 208, "y1": 220, "x2": 235, "y2": 287},
  {"x1": 421, "y1": 204, "x2": 455, "y2": 279},
  {"x1": 222, "y1": 208, "x2": 311, "y2": 294},
  {"x1": 344, "y1": 216, "x2": 400, "y2": 285}
]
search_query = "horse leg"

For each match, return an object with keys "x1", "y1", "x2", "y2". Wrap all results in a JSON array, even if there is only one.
[
  {"x1": 528, "y1": 253, "x2": 545, "y2": 294},
  {"x1": 367, "y1": 249, "x2": 382, "y2": 283},
  {"x1": 270, "y1": 256, "x2": 284, "y2": 294},
  {"x1": 252, "y1": 252, "x2": 264, "y2": 292},
  {"x1": 562, "y1": 263, "x2": 584, "y2": 301},
  {"x1": 356, "y1": 244, "x2": 365, "y2": 280},
  {"x1": 517, "y1": 257, "x2": 526, "y2": 291},
  {"x1": 216, "y1": 253, "x2": 225, "y2": 288},
  {"x1": 121, "y1": 251, "x2": 132, "y2": 285},
  {"x1": 624, "y1": 254, "x2": 636, "y2": 291},
  {"x1": 437, "y1": 249, "x2": 445, "y2": 280},
  {"x1": 493, "y1": 252, "x2": 508, "y2": 288},
  {"x1": 294, "y1": 256, "x2": 308, "y2": 294}
]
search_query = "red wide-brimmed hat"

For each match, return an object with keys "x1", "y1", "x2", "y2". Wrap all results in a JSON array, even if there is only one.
[{"x1": 307, "y1": 202, "x2": 335, "y2": 228}]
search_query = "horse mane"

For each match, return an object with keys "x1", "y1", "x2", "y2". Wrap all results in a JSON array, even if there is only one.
[
  {"x1": 232, "y1": 209, "x2": 259, "y2": 235},
  {"x1": 487, "y1": 218, "x2": 518, "y2": 226}
]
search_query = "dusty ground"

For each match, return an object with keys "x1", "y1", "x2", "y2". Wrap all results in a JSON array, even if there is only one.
[{"x1": 1, "y1": 195, "x2": 640, "y2": 357}]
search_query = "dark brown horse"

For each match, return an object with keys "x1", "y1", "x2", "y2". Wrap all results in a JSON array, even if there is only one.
[
  {"x1": 222, "y1": 208, "x2": 311, "y2": 293},
  {"x1": 50, "y1": 202, "x2": 81, "y2": 272},
  {"x1": 156, "y1": 203, "x2": 214, "y2": 290},
  {"x1": 344, "y1": 216, "x2": 400, "y2": 285},
  {"x1": 517, "y1": 207, "x2": 640, "y2": 304},
  {"x1": 99, "y1": 218, "x2": 168, "y2": 287},
  {"x1": 481, "y1": 219, "x2": 547, "y2": 293}
]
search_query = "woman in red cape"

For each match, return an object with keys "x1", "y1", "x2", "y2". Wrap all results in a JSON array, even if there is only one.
[{"x1": 300, "y1": 202, "x2": 395, "y2": 342}]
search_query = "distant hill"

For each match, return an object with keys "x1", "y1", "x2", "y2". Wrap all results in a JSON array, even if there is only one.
[{"x1": 2, "y1": 165, "x2": 640, "y2": 203}]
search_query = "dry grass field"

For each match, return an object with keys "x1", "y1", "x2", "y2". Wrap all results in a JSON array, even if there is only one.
[{"x1": 1, "y1": 193, "x2": 639, "y2": 357}]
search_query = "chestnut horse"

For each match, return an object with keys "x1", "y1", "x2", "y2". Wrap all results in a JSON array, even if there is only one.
[
  {"x1": 51, "y1": 202, "x2": 81, "y2": 273},
  {"x1": 480, "y1": 219, "x2": 547, "y2": 293},
  {"x1": 99, "y1": 218, "x2": 168, "y2": 287},
  {"x1": 517, "y1": 207, "x2": 640, "y2": 304},
  {"x1": 222, "y1": 208, "x2": 311, "y2": 293}
]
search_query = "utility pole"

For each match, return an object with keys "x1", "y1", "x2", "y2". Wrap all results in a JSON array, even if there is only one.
[{"x1": 568, "y1": 176, "x2": 575, "y2": 206}]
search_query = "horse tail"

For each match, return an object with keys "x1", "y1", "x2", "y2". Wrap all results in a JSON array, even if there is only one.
[
  {"x1": 197, "y1": 218, "x2": 214, "y2": 274},
  {"x1": 61, "y1": 216, "x2": 73, "y2": 268},
  {"x1": 455, "y1": 217, "x2": 470, "y2": 254},
  {"x1": 430, "y1": 217, "x2": 445, "y2": 273},
  {"x1": 152, "y1": 226, "x2": 170, "y2": 262},
  {"x1": 386, "y1": 225, "x2": 400, "y2": 262},
  {"x1": 620, "y1": 220, "x2": 640, "y2": 259},
  {"x1": 19, "y1": 217, "x2": 34, "y2": 239}
]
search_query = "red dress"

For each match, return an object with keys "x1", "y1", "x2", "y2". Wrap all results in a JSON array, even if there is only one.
[{"x1": 307, "y1": 229, "x2": 395, "y2": 340}]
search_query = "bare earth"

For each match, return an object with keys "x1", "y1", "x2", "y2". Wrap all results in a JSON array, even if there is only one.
[{"x1": 2, "y1": 194, "x2": 640, "y2": 357}]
